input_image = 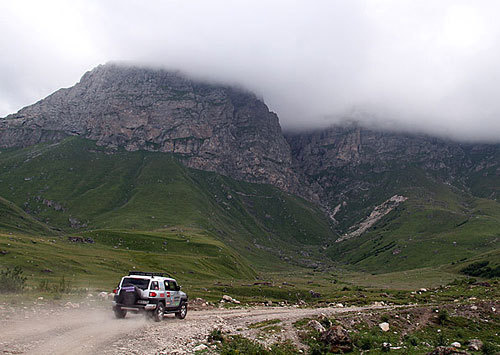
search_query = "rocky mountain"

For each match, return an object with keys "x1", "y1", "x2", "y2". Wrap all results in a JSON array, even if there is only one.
[
  {"x1": 0, "y1": 64, "x2": 500, "y2": 254},
  {"x1": 0, "y1": 64, "x2": 297, "y2": 191},
  {"x1": 286, "y1": 125, "x2": 500, "y2": 232}
]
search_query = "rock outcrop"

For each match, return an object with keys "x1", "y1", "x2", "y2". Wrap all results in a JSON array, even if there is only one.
[
  {"x1": 286, "y1": 125, "x2": 500, "y2": 232},
  {"x1": 0, "y1": 63, "x2": 297, "y2": 191}
]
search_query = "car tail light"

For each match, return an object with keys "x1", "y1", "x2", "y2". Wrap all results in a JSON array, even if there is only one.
[
  {"x1": 149, "y1": 292, "x2": 157, "y2": 297},
  {"x1": 113, "y1": 289, "x2": 117, "y2": 294},
  {"x1": 166, "y1": 292, "x2": 171, "y2": 297}
]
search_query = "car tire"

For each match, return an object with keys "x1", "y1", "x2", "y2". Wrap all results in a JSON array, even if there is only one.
[
  {"x1": 113, "y1": 307, "x2": 127, "y2": 319},
  {"x1": 153, "y1": 302, "x2": 165, "y2": 322},
  {"x1": 175, "y1": 301, "x2": 187, "y2": 319}
]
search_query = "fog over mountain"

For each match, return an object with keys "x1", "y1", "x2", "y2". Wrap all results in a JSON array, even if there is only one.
[{"x1": 1, "y1": 0, "x2": 500, "y2": 141}]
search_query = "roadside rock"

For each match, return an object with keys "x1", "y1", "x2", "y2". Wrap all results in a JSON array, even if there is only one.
[
  {"x1": 220, "y1": 295, "x2": 240, "y2": 304},
  {"x1": 320, "y1": 325, "x2": 353, "y2": 353},
  {"x1": 307, "y1": 320, "x2": 326, "y2": 333},
  {"x1": 192, "y1": 344, "x2": 208, "y2": 352},
  {"x1": 467, "y1": 339, "x2": 483, "y2": 351},
  {"x1": 379, "y1": 322, "x2": 390, "y2": 332}
]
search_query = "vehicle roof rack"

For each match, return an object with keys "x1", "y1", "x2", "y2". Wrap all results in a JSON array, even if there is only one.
[{"x1": 128, "y1": 271, "x2": 174, "y2": 278}]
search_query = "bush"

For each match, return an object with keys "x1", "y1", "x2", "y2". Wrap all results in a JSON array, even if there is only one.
[
  {"x1": 460, "y1": 261, "x2": 500, "y2": 278},
  {"x1": 437, "y1": 309, "x2": 449, "y2": 325},
  {"x1": 357, "y1": 335, "x2": 374, "y2": 350},
  {"x1": 208, "y1": 328, "x2": 224, "y2": 343},
  {"x1": 482, "y1": 342, "x2": 498, "y2": 355},
  {"x1": 434, "y1": 333, "x2": 447, "y2": 347},
  {"x1": 404, "y1": 335, "x2": 419, "y2": 346},
  {"x1": 0, "y1": 266, "x2": 27, "y2": 293}
]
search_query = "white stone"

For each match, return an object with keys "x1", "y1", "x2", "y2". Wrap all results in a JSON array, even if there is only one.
[
  {"x1": 307, "y1": 320, "x2": 326, "y2": 333},
  {"x1": 193, "y1": 344, "x2": 208, "y2": 352},
  {"x1": 222, "y1": 295, "x2": 233, "y2": 303},
  {"x1": 451, "y1": 342, "x2": 461, "y2": 348},
  {"x1": 379, "y1": 322, "x2": 390, "y2": 332}
]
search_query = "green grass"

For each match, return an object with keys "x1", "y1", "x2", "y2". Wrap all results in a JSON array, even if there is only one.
[
  {"x1": 0, "y1": 137, "x2": 499, "y2": 297},
  {"x1": 0, "y1": 229, "x2": 255, "y2": 294},
  {"x1": 0, "y1": 137, "x2": 334, "y2": 271},
  {"x1": 327, "y1": 169, "x2": 500, "y2": 273},
  {"x1": 248, "y1": 318, "x2": 282, "y2": 329},
  {"x1": 0, "y1": 196, "x2": 56, "y2": 235}
]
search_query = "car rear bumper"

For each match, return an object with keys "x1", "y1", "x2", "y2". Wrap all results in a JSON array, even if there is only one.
[{"x1": 112, "y1": 301, "x2": 157, "y2": 311}]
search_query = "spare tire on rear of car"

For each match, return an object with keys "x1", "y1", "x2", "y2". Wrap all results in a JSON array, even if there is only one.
[{"x1": 116, "y1": 285, "x2": 141, "y2": 305}]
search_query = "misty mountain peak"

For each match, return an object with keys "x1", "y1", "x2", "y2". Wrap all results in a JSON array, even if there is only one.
[{"x1": 0, "y1": 64, "x2": 297, "y2": 191}]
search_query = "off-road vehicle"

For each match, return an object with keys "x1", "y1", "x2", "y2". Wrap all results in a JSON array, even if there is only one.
[{"x1": 112, "y1": 271, "x2": 188, "y2": 322}]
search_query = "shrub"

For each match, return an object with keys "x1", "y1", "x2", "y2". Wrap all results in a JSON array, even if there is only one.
[
  {"x1": 435, "y1": 333, "x2": 447, "y2": 347},
  {"x1": 404, "y1": 335, "x2": 419, "y2": 346},
  {"x1": 358, "y1": 335, "x2": 374, "y2": 350},
  {"x1": 0, "y1": 266, "x2": 27, "y2": 293},
  {"x1": 482, "y1": 342, "x2": 498, "y2": 355},
  {"x1": 437, "y1": 309, "x2": 449, "y2": 325},
  {"x1": 54, "y1": 276, "x2": 71, "y2": 293},
  {"x1": 208, "y1": 328, "x2": 224, "y2": 343},
  {"x1": 460, "y1": 261, "x2": 500, "y2": 278}
]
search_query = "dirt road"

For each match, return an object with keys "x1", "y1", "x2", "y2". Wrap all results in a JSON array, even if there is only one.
[{"x1": 0, "y1": 304, "x2": 391, "y2": 354}]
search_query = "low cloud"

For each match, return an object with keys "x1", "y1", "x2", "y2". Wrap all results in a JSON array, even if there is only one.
[{"x1": 1, "y1": 0, "x2": 500, "y2": 141}]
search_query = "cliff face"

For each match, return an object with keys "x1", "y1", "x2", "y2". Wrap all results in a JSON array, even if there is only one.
[
  {"x1": 286, "y1": 125, "x2": 500, "y2": 231},
  {"x1": 0, "y1": 64, "x2": 297, "y2": 191}
]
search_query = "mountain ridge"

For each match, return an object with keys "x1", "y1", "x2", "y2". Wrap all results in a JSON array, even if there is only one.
[
  {"x1": 0, "y1": 63, "x2": 299, "y2": 193},
  {"x1": 1, "y1": 63, "x2": 500, "y2": 273}
]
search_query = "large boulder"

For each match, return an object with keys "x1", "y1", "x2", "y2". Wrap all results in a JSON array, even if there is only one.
[{"x1": 320, "y1": 325, "x2": 353, "y2": 353}]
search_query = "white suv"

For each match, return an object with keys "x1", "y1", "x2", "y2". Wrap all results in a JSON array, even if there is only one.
[{"x1": 112, "y1": 271, "x2": 188, "y2": 322}]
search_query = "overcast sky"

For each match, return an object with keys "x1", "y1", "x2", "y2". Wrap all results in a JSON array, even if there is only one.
[{"x1": 1, "y1": 0, "x2": 500, "y2": 141}]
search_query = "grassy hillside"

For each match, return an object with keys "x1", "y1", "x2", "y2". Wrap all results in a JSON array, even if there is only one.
[
  {"x1": 326, "y1": 168, "x2": 500, "y2": 273},
  {"x1": 0, "y1": 137, "x2": 334, "y2": 271},
  {"x1": 0, "y1": 228, "x2": 256, "y2": 293},
  {"x1": 0, "y1": 196, "x2": 56, "y2": 235},
  {"x1": 1, "y1": 137, "x2": 498, "y2": 287}
]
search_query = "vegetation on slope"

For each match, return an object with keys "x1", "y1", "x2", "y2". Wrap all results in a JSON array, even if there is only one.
[
  {"x1": 0, "y1": 137, "x2": 334, "y2": 272},
  {"x1": 326, "y1": 167, "x2": 500, "y2": 273}
]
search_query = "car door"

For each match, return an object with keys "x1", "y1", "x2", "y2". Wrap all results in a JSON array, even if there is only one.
[
  {"x1": 170, "y1": 280, "x2": 181, "y2": 308},
  {"x1": 164, "y1": 280, "x2": 174, "y2": 308}
]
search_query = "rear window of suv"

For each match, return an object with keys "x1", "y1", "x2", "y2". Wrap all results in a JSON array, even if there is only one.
[{"x1": 120, "y1": 277, "x2": 150, "y2": 290}]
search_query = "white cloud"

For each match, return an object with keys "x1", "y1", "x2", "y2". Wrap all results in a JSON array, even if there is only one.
[{"x1": 1, "y1": 0, "x2": 500, "y2": 141}]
